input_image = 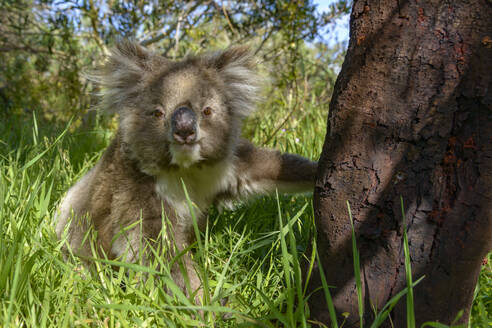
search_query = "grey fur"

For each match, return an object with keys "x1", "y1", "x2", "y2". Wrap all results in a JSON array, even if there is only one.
[{"x1": 56, "y1": 41, "x2": 317, "y2": 295}]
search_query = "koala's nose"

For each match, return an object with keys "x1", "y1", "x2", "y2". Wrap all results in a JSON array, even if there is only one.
[{"x1": 171, "y1": 106, "x2": 197, "y2": 144}]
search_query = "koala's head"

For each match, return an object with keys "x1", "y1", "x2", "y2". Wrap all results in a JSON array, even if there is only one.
[{"x1": 93, "y1": 40, "x2": 260, "y2": 174}]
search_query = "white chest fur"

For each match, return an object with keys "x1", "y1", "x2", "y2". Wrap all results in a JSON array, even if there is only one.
[{"x1": 154, "y1": 161, "x2": 235, "y2": 227}]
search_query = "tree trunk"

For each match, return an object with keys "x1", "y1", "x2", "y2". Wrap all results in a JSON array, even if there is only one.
[{"x1": 310, "y1": 0, "x2": 492, "y2": 326}]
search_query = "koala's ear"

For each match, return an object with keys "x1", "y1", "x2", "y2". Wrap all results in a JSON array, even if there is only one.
[
  {"x1": 89, "y1": 40, "x2": 155, "y2": 113},
  {"x1": 209, "y1": 46, "x2": 261, "y2": 118},
  {"x1": 213, "y1": 46, "x2": 254, "y2": 70},
  {"x1": 110, "y1": 40, "x2": 152, "y2": 68}
]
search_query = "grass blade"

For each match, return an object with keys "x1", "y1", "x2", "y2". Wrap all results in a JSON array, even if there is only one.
[
  {"x1": 276, "y1": 190, "x2": 295, "y2": 327},
  {"x1": 286, "y1": 203, "x2": 307, "y2": 328},
  {"x1": 370, "y1": 276, "x2": 424, "y2": 328},
  {"x1": 401, "y1": 196, "x2": 415, "y2": 328},
  {"x1": 314, "y1": 241, "x2": 339, "y2": 328},
  {"x1": 347, "y1": 201, "x2": 364, "y2": 327},
  {"x1": 21, "y1": 118, "x2": 72, "y2": 171}
]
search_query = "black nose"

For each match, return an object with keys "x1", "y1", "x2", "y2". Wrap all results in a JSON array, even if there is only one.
[{"x1": 171, "y1": 106, "x2": 197, "y2": 144}]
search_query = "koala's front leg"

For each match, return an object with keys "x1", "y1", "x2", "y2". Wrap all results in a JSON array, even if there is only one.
[
  {"x1": 232, "y1": 139, "x2": 318, "y2": 196},
  {"x1": 111, "y1": 220, "x2": 201, "y2": 299},
  {"x1": 169, "y1": 226, "x2": 202, "y2": 299}
]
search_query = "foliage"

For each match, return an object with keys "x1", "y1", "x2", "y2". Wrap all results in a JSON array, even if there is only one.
[{"x1": 0, "y1": 0, "x2": 348, "y2": 125}]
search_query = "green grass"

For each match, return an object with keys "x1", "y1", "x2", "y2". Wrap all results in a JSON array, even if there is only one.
[{"x1": 0, "y1": 93, "x2": 490, "y2": 327}]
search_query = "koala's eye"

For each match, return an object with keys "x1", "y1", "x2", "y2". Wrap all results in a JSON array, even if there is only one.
[
  {"x1": 152, "y1": 109, "x2": 164, "y2": 118},
  {"x1": 202, "y1": 106, "x2": 212, "y2": 116}
]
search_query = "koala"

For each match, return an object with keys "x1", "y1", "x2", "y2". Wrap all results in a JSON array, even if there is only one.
[{"x1": 55, "y1": 40, "x2": 317, "y2": 295}]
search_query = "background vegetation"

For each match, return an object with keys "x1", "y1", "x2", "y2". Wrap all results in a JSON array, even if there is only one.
[{"x1": 0, "y1": 0, "x2": 489, "y2": 326}]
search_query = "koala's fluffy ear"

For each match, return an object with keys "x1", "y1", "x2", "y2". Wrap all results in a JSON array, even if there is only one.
[
  {"x1": 90, "y1": 40, "x2": 156, "y2": 113},
  {"x1": 208, "y1": 46, "x2": 261, "y2": 118}
]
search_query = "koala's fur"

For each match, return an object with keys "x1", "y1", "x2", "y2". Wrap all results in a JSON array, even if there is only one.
[{"x1": 55, "y1": 41, "x2": 317, "y2": 293}]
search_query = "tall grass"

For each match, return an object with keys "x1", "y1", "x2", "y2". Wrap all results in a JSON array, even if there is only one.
[{"x1": 0, "y1": 93, "x2": 490, "y2": 327}]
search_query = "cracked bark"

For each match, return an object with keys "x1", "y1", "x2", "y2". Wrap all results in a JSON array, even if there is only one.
[{"x1": 309, "y1": 0, "x2": 492, "y2": 326}]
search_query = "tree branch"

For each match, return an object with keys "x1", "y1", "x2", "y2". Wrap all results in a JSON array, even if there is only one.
[{"x1": 140, "y1": 2, "x2": 202, "y2": 47}]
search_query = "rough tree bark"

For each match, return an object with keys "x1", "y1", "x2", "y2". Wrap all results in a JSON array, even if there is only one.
[{"x1": 310, "y1": 0, "x2": 491, "y2": 326}]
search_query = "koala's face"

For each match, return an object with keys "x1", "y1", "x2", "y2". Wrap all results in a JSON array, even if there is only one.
[
  {"x1": 96, "y1": 41, "x2": 259, "y2": 174},
  {"x1": 120, "y1": 67, "x2": 236, "y2": 173}
]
